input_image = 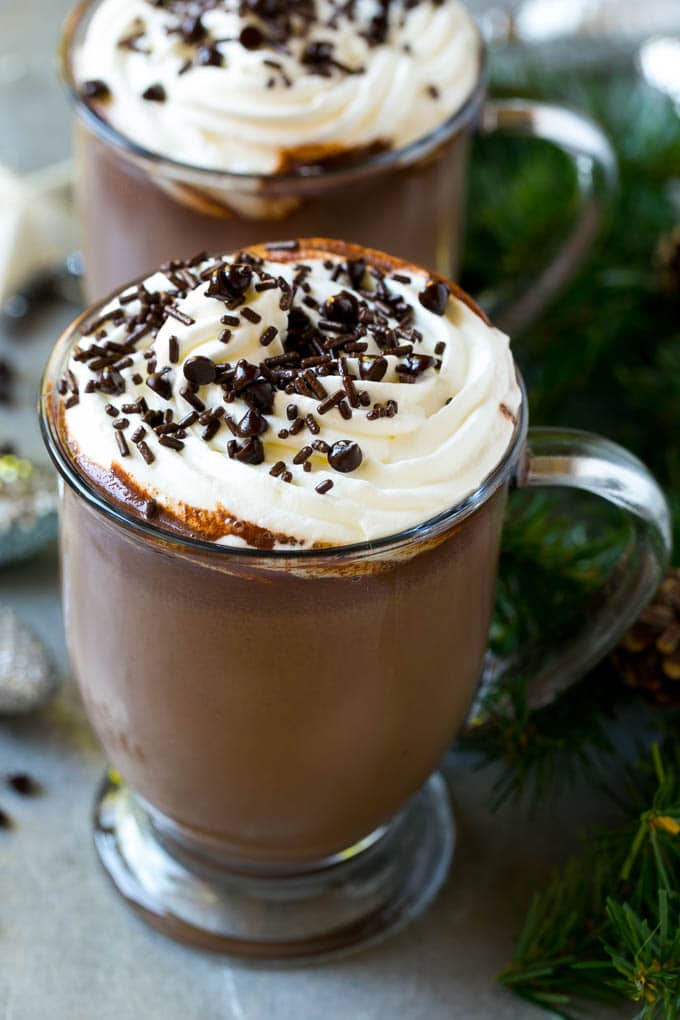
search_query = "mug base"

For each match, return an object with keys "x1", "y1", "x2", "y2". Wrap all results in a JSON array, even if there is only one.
[{"x1": 93, "y1": 771, "x2": 455, "y2": 961}]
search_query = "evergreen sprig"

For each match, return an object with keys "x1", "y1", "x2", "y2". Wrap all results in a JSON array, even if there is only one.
[
  {"x1": 498, "y1": 742, "x2": 680, "y2": 1019},
  {"x1": 461, "y1": 44, "x2": 680, "y2": 1017}
]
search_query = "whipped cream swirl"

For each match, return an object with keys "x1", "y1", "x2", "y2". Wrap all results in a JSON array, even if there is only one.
[
  {"x1": 59, "y1": 242, "x2": 521, "y2": 548},
  {"x1": 73, "y1": 0, "x2": 480, "y2": 174}
]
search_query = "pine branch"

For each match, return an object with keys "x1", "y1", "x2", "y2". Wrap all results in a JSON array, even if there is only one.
[
  {"x1": 498, "y1": 743, "x2": 680, "y2": 1017},
  {"x1": 603, "y1": 894, "x2": 680, "y2": 1020},
  {"x1": 461, "y1": 670, "x2": 619, "y2": 812}
]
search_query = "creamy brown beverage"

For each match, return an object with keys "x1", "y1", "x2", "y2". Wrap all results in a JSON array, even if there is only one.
[
  {"x1": 52, "y1": 239, "x2": 521, "y2": 866},
  {"x1": 64, "y1": 0, "x2": 482, "y2": 297}
]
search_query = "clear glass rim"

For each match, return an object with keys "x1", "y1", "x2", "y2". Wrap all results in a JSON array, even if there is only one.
[
  {"x1": 58, "y1": 0, "x2": 489, "y2": 187},
  {"x1": 39, "y1": 293, "x2": 528, "y2": 565}
]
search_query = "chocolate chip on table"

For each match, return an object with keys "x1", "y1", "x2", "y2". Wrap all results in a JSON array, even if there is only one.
[
  {"x1": 328, "y1": 440, "x2": 363, "y2": 473},
  {"x1": 418, "y1": 280, "x2": 450, "y2": 316},
  {"x1": 5, "y1": 773, "x2": 40, "y2": 796},
  {"x1": 0, "y1": 359, "x2": 15, "y2": 404}
]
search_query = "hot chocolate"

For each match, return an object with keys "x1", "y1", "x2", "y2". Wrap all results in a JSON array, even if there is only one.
[
  {"x1": 51, "y1": 239, "x2": 520, "y2": 868},
  {"x1": 44, "y1": 238, "x2": 670, "y2": 956},
  {"x1": 73, "y1": 0, "x2": 479, "y2": 176},
  {"x1": 63, "y1": 0, "x2": 483, "y2": 297}
]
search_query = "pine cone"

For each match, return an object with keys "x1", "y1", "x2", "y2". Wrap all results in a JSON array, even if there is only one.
[
  {"x1": 655, "y1": 225, "x2": 680, "y2": 298},
  {"x1": 611, "y1": 568, "x2": 680, "y2": 706}
]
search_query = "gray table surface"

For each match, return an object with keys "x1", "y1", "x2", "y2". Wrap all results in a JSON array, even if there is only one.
[{"x1": 0, "y1": 3, "x2": 631, "y2": 1017}]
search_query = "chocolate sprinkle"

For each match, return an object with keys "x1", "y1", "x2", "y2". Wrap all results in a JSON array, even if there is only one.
[
  {"x1": 115, "y1": 431, "x2": 130, "y2": 458},
  {"x1": 138, "y1": 441, "x2": 155, "y2": 464},
  {"x1": 315, "y1": 479, "x2": 333, "y2": 495},
  {"x1": 159, "y1": 435, "x2": 185, "y2": 451},
  {"x1": 260, "y1": 325, "x2": 278, "y2": 346},
  {"x1": 241, "y1": 307, "x2": 262, "y2": 324}
]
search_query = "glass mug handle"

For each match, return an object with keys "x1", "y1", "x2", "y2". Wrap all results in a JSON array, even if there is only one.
[
  {"x1": 481, "y1": 427, "x2": 672, "y2": 714},
  {"x1": 477, "y1": 99, "x2": 619, "y2": 334}
]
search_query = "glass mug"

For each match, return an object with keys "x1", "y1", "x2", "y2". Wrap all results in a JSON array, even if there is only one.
[
  {"x1": 41, "y1": 291, "x2": 670, "y2": 959},
  {"x1": 60, "y1": 0, "x2": 617, "y2": 331}
]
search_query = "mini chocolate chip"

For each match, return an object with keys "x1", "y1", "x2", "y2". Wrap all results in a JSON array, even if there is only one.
[
  {"x1": 418, "y1": 280, "x2": 450, "y2": 316},
  {"x1": 240, "y1": 24, "x2": 264, "y2": 49},
  {"x1": 206, "y1": 264, "x2": 253, "y2": 302},
  {"x1": 146, "y1": 372, "x2": 173, "y2": 400},
  {"x1": 234, "y1": 437, "x2": 264, "y2": 464},
  {"x1": 142, "y1": 83, "x2": 166, "y2": 102},
  {"x1": 232, "y1": 359, "x2": 259, "y2": 392},
  {"x1": 242, "y1": 378, "x2": 275, "y2": 414},
  {"x1": 361, "y1": 357, "x2": 387, "y2": 382},
  {"x1": 237, "y1": 408, "x2": 268, "y2": 437},
  {"x1": 323, "y1": 290, "x2": 360, "y2": 326},
  {"x1": 183, "y1": 356, "x2": 216, "y2": 386},
  {"x1": 328, "y1": 440, "x2": 363, "y2": 473}
]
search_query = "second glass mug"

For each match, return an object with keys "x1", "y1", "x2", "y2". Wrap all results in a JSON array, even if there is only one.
[
  {"x1": 41, "y1": 302, "x2": 670, "y2": 958},
  {"x1": 61, "y1": 0, "x2": 617, "y2": 330}
]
